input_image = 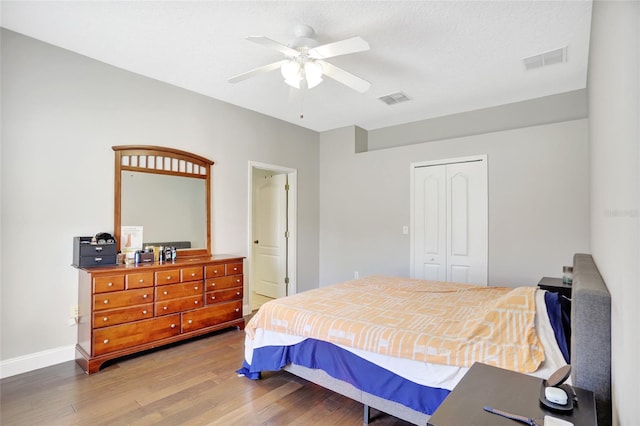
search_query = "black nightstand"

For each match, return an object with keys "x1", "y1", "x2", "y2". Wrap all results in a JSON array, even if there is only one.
[
  {"x1": 427, "y1": 362, "x2": 597, "y2": 426},
  {"x1": 538, "y1": 277, "x2": 572, "y2": 298}
]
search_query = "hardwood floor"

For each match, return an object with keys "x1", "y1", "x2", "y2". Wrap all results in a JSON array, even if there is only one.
[{"x1": 0, "y1": 324, "x2": 413, "y2": 425}]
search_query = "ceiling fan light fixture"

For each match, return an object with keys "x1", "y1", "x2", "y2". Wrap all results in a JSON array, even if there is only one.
[
  {"x1": 281, "y1": 58, "x2": 324, "y2": 89},
  {"x1": 281, "y1": 60, "x2": 300, "y2": 79},
  {"x1": 304, "y1": 61, "x2": 323, "y2": 89}
]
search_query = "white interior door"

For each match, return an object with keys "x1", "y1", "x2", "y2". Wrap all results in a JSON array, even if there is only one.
[
  {"x1": 253, "y1": 171, "x2": 287, "y2": 298},
  {"x1": 413, "y1": 165, "x2": 446, "y2": 281},
  {"x1": 446, "y1": 161, "x2": 488, "y2": 284},
  {"x1": 412, "y1": 156, "x2": 488, "y2": 285}
]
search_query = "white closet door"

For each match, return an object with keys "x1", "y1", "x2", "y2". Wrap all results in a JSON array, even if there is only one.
[
  {"x1": 446, "y1": 161, "x2": 488, "y2": 285},
  {"x1": 412, "y1": 157, "x2": 487, "y2": 286},
  {"x1": 413, "y1": 165, "x2": 446, "y2": 281}
]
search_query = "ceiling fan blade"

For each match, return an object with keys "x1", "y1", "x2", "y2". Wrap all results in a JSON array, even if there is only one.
[
  {"x1": 247, "y1": 36, "x2": 300, "y2": 57},
  {"x1": 228, "y1": 59, "x2": 288, "y2": 83},
  {"x1": 319, "y1": 60, "x2": 371, "y2": 93},
  {"x1": 309, "y1": 36, "x2": 369, "y2": 59}
]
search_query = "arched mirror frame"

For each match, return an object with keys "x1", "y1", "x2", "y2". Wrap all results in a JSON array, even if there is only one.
[{"x1": 113, "y1": 145, "x2": 214, "y2": 258}]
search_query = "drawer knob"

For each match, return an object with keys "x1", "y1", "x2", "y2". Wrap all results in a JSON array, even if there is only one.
[
  {"x1": 108, "y1": 282, "x2": 113, "y2": 287},
  {"x1": 103, "y1": 300, "x2": 109, "y2": 304},
  {"x1": 194, "y1": 300, "x2": 199, "y2": 305},
  {"x1": 210, "y1": 283, "x2": 216, "y2": 287},
  {"x1": 233, "y1": 267, "x2": 238, "y2": 271},
  {"x1": 236, "y1": 292, "x2": 240, "y2": 296},
  {"x1": 163, "y1": 306, "x2": 168, "y2": 310},
  {"x1": 188, "y1": 320, "x2": 193, "y2": 324},
  {"x1": 191, "y1": 272, "x2": 196, "y2": 277},
  {"x1": 103, "y1": 339, "x2": 109, "y2": 344},
  {"x1": 213, "y1": 270, "x2": 218, "y2": 274},
  {"x1": 167, "y1": 276, "x2": 172, "y2": 280},
  {"x1": 143, "y1": 294, "x2": 148, "y2": 299},
  {"x1": 235, "y1": 308, "x2": 240, "y2": 312},
  {"x1": 211, "y1": 296, "x2": 216, "y2": 300},
  {"x1": 194, "y1": 286, "x2": 199, "y2": 290},
  {"x1": 139, "y1": 279, "x2": 144, "y2": 283},
  {"x1": 163, "y1": 291, "x2": 168, "y2": 295},
  {"x1": 142, "y1": 310, "x2": 148, "y2": 315},
  {"x1": 170, "y1": 324, "x2": 176, "y2": 329},
  {"x1": 236, "y1": 279, "x2": 241, "y2": 283},
  {"x1": 103, "y1": 317, "x2": 108, "y2": 322}
]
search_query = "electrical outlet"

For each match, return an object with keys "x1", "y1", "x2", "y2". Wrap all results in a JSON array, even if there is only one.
[
  {"x1": 354, "y1": 271, "x2": 359, "y2": 279},
  {"x1": 70, "y1": 305, "x2": 79, "y2": 318}
]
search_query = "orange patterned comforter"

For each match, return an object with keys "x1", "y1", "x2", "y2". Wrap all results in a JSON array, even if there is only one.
[{"x1": 247, "y1": 276, "x2": 545, "y2": 372}]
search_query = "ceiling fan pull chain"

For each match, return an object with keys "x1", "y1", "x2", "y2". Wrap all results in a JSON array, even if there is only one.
[{"x1": 299, "y1": 80, "x2": 307, "y2": 119}]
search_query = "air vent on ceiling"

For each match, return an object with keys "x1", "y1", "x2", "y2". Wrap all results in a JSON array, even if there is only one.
[
  {"x1": 378, "y1": 92, "x2": 412, "y2": 106},
  {"x1": 522, "y1": 46, "x2": 568, "y2": 71}
]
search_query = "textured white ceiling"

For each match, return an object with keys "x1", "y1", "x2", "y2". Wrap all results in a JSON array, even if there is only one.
[{"x1": 1, "y1": 1, "x2": 593, "y2": 132}]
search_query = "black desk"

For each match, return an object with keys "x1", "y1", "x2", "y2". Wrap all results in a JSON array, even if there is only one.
[
  {"x1": 538, "y1": 277, "x2": 572, "y2": 299},
  {"x1": 427, "y1": 362, "x2": 596, "y2": 426}
]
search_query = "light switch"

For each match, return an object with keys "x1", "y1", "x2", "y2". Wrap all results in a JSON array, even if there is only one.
[{"x1": 402, "y1": 225, "x2": 409, "y2": 235}]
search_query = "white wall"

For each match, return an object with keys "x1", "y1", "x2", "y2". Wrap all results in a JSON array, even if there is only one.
[
  {"x1": 319, "y1": 120, "x2": 590, "y2": 287},
  {"x1": 588, "y1": 1, "x2": 640, "y2": 424},
  {"x1": 0, "y1": 29, "x2": 320, "y2": 366}
]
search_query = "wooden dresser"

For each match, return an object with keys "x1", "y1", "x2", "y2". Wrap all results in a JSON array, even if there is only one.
[{"x1": 76, "y1": 255, "x2": 244, "y2": 374}]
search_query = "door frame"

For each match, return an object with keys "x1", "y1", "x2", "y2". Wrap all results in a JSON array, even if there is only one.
[
  {"x1": 247, "y1": 161, "x2": 297, "y2": 314},
  {"x1": 409, "y1": 154, "x2": 488, "y2": 280}
]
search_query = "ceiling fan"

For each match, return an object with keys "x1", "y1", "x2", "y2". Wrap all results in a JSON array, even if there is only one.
[{"x1": 228, "y1": 24, "x2": 371, "y2": 93}]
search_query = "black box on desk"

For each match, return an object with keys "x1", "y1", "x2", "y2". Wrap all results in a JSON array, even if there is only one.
[{"x1": 72, "y1": 236, "x2": 117, "y2": 268}]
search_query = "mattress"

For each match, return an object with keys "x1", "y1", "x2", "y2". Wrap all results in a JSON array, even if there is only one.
[{"x1": 239, "y1": 277, "x2": 570, "y2": 416}]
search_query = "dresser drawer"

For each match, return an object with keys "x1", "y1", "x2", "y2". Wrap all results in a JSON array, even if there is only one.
[
  {"x1": 94, "y1": 275, "x2": 125, "y2": 293},
  {"x1": 126, "y1": 272, "x2": 154, "y2": 289},
  {"x1": 77, "y1": 242, "x2": 117, "y2": 256},
  {"x1": 155, "y1": 269, "x2": 181, "y2": 286},
  {"x1": 205, "y1": 264, "x2": 226, "y2": 278},
  {"x1": 227, "y1": 262, "x2": 243, "y2": 275},
  {"x1": 93, "y1": 288, "x2": 153, "y2": 311},
  {"x1": 93, "y1": 314, "x2": 181, "y2": 355},
  {"x1": 182, "y1": 301, "x2": 243, "y2": 332},
  {"x1": 77, "y1": 255, "x2": 117, "y2": 268},
  {"x1": 93, "y1": 304, "x2": 153, "y2": 328},
  {"x1": 155, "y1": 282, "x2": 203, "y2": 301},
  {"x1": 155, "y1": 296, "x2": 203, "y2": 316},
  {"x1": 206, "y1": 275, "x2": 243, "y2": 291},
  {"x1": 206, "y1": 287, "x2": 243, "y2": 305},
  {"x1": 181, "y1": 267, "x2": 203, "y2": 282}
]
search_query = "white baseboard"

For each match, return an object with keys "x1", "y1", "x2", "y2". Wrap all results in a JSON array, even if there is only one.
[{"x1": 0, "y1": 345, "x2": 76, "y2": 379}]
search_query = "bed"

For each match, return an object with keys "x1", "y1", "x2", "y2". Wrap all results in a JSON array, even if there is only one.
[{"x1": 238, "y1": 253, "x2": 611, "y2": 425}]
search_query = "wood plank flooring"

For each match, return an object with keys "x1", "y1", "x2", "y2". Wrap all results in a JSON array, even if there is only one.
[{"x1": 0, "y1": 324, "x2": 413, "y2": 425}]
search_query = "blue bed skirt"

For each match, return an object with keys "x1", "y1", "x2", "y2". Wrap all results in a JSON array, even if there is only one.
[{"x1": 237, "y1": 337, "x2": 450, "y2": 415}]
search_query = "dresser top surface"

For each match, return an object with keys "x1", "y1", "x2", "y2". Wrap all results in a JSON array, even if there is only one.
[{"x1": 76, "y1": 254, "x2": 244, "y2": 273}]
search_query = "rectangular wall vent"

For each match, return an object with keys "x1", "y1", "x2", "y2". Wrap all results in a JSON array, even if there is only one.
[
  {"x1": 523, "y1": 46, "x2": 568, "y2": 71},
  {"x1": 378, "y1": 92, "x2": 412, "y2": 105}
]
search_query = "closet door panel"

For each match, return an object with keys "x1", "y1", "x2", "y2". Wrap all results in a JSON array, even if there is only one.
[
  {"x1": 446, "y1": 161, "x2": 488, "y2": 286},
  {"x1": 414, "y1": 166, "x2": 446, "y2": 281}
]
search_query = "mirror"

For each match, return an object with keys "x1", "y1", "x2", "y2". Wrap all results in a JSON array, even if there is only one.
[{"x1": 113, "y1": 145, "x2": 213, "y2": 258}]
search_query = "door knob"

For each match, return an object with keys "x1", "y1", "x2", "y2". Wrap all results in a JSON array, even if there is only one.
[{"x1": 253, "y1": 240, "x2": 259, "y2": 244}]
